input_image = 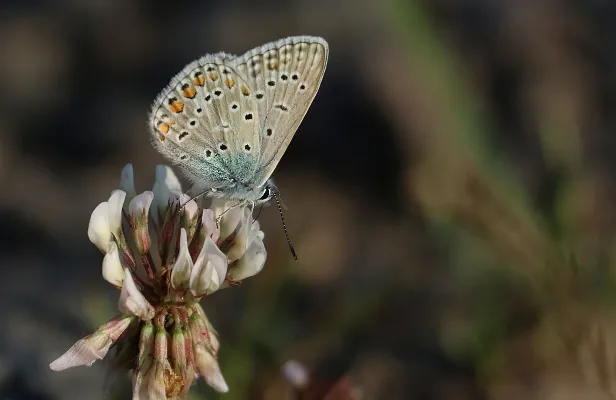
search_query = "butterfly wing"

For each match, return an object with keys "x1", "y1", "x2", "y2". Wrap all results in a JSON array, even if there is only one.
[
  {"x1": 231, "y1": 36, "x2": 329, "y2": 187},
  {"x1": 149, "y1": 36, "x2": 328, "y2": 199},
  {"x1": 149, "y1": 52, "x2": 262, "y2": 194}
]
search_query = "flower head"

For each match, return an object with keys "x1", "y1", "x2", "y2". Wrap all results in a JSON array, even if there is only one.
[{"x1": 50, "y1": 164, "x2": 267, "y2": 398}]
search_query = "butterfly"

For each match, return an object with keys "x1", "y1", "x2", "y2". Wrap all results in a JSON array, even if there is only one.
[{"x1": 149, "y1": 36, "x2": 329, "y2": 205}]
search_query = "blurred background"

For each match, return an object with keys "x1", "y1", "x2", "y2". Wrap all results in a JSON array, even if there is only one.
[{"x1": 3, "y1": 0, "x2": 616, "y2": 399}]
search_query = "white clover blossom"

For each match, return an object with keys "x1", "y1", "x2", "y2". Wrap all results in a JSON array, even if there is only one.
[{"x1": 50, "y1": 164, "x2": 267, "y2": 398}]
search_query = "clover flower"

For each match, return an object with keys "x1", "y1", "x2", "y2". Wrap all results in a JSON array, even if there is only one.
[{"x1": 50, "y1": 164, "x2": 267, "y2": 399}]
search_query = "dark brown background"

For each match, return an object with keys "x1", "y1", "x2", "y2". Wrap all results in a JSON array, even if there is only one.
[{"x1": 2, "y1": 0, "x2": 616, "y2": 399}]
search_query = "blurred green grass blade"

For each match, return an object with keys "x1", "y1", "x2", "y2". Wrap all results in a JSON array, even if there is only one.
[{"x1": 382, "y1": 0, "x2": 564, "y2": 280}]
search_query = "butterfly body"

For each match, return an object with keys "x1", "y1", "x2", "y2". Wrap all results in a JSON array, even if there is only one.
[{"x1": 149, "y1": 36, "x2": 328, "y2": 204}]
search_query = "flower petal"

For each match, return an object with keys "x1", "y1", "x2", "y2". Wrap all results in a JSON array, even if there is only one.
[
  {"x1": 128, "y1": 191, "x2": 154, "y2": 254},
  {"x1": 108, "y1": 190, "x2": 126, "y2": 239},
  {"x1": 119, "y1": 269, "x2": 155, "y2": 320},
  {"x1": 180, "y1": 193, "x2": 200, "y2": 242},
  {"x1": 248, "y1": 219, "x2": 264, "y2": 243},
  {"x1": 152, "y1": 165, "x2": 183, "y2": 215},
  {"x1": 211, "y1": 199, "x2": 245, "y2": 242},
  {"x1": 195, "y1": 344, "x2": 229, "y2": 393},
  {"x1": 202, "y1": 310, "x2": 220, "y2": 354},
  {"x1": 102, "y1": 241, "x2": 125, "y2": 287},
  {"x1": 132, "y1": 322, "x2": 154, "y2": 400},
  {"x1": 201, "y1": 209, "x2": 220, "y2": 243},
  {"x1": 88, "y1": 202, "x2": 112, "y2": 253},
  {"x1": 120, "y1": 164, "x2": 137, "y2": 202},
  {"x1": 171, "y1": 228, "x2": 193, "y2": 290},
  {"x1": 225, "y1": 207, "x2": 253, "y2": 263},
  {"x1": 189, "y1": 305, "x2": 220, "y2": 354},
  {"x1": 129, "y1": 191, "x2": 155, "y2": 219},
  {"x1": 228, "y1": 235, "x2": 266, "y2": 281},
  {"x1": 179, "y1": 193, "x2": 199, "y2": 222},
  {"x1": 189, "y1": 237, "x2": 228, "y2": 297},
  {"x1": 49, "y1": 315, "x2": 133, "y2": 371},
  {"x1": 138, "y1": 361, "x2": 166, "y2": 400},
  {"x1": 149, "y1": 362, "x2": 167, "y2": 400},
  {"x1": 189, "y1": 209, "x2": 221, "y2": 261}
]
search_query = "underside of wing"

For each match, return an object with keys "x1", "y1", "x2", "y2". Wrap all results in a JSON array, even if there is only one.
[
  {"x1": 149, "y1": 52, "x2": 263, "y2": 191},
  {"x1": 231, "y1": 36, "x2": 329, "y2": 186}
]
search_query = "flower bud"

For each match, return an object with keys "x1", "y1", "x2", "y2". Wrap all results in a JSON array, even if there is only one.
[
  {"x1": 137, "y1": 320, "x2": 155, "y2": 369},
  {"x1": 171, "y1": 228, "x2": 193, "y2": 291},
  {"x1": 171, "y1": 325, "x2": 187, "y2": 377},
  {"x1": 153, "y1": 318, "x2": 168, "y2": 362}
]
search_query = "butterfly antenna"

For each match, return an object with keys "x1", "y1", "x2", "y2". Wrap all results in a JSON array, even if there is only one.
[
  {"x1": 215, "y1": 202, "x2": 243, "y2": 225},
  {"x1": 274, "y1": 190, "x2": 298, "y2": 261},
  {"x1": 178, "y1": 188, "x2": 216, "y2": 214}
]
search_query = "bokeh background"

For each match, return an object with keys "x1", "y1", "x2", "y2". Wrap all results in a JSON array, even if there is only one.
[{"x1": 3, "y1": 0, "x2": 616, "y2": 399}]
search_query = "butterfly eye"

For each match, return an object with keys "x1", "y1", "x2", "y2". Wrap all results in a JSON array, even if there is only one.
[{"x1": 258, "y1": 187, "x2": 271, "y2": 201}]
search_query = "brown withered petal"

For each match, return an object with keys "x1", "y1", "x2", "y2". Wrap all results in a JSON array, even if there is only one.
[{"x1": 50, "y1": 315, "x2": 134, "y2": 371}]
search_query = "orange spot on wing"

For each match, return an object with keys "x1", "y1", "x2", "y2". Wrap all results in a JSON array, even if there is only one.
[
  {"x1": 158, "y1": 132, "x2": 166, "y2": 141},
  {"x1": 159, "y1": 123, "x2": 170, "y2": 133},
  {"x1": 268, "y1": 62, "x2": 278, "y2": 70},
  {"x1": 224, "y1": 77, "x2": 235, "y2": 88},
  {"x1": 183, "y1": 87, "x2": 196, "y2": 98},
  {"x1": 241, "y1": 86, "x2": 250, "y2": 96},
  {"x1": 170, "y1": 101, "x2": 184, "y2": 113},
  {"x1": 209, "y1": 72, "x2": 218, "y2": 81},
  {"x1": 194, "y1": 75, "x2": 205, "y2": 86}
]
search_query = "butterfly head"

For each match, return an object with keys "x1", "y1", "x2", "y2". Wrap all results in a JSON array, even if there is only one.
[
  {"x1": 256, "y1": 180, "x2": 275, "y2": 204},
  {"x1": 202, "y1": 177, "x2": 275, "y2": 206}
]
